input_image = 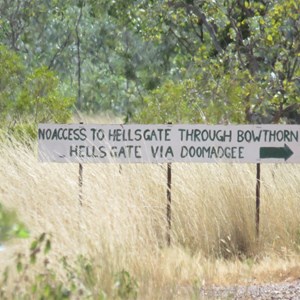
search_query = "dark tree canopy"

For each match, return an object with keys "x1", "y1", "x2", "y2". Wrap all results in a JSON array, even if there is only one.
[{"x1": 0, "y1": 0, "x2": 299, "y2": 125}]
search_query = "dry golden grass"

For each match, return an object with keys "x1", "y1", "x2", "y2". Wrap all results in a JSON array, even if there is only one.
[{"x1": 1, "y1": 130, "x2": 300, "y2": 298}]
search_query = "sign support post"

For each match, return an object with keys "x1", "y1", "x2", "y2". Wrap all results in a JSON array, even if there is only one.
[
  {"x1": 167, "y1": 162, "x2": 172, "y2": 246},
  {"x1": 78, "y1": 121, "x2": 83, "y2": 206},
  {"x1": 256, "y1": 163, "x2": 261, "y2": 239},
  {"x1": 79, "y1": 162, "x2": 83, "y2": 206}
]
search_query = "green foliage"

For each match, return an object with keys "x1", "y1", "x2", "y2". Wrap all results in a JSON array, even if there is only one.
[
  {"x1": 1, "y1": 0, "x2": 299, "y2": 123},
  {"x1": 1, "y1": 232, "x2": 138, "y2": 299},
  {"x1": 6, "y1": 233, "x2": 85, "y2": 299},
  {"x1": 114, "y1": 270, "x2": 138, "y2": 300},
  {"x1": 0, "y1": 45, "x2": 24, "y2": 121},
  {"x1": 132, "y1": 0, "x2": 300, "y2": 124},
  {"x1": 0, "y1": 45, "x2": 75, "y2": 139},
  {"x1": 9, "y1": 123, "x2": 39, "y2": 141},
  {"x1": 17, "y1": 66, "x2": 74, "y2": 124},
  {"x1": 135, "y1": 67, "x2": 259, "y2": 124},
  {"x1": 135, "y1": 79, "x2": 204, "y2": 124},
  {"x1": 0, "y1": 203, "x2": 29, "y2": 244}
]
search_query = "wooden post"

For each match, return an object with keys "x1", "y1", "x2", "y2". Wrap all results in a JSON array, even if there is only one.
[
  {"x1": 166, "y1": 122, "x2": 172, "y2": 246},
  {"x1": 256, "y1": 163, "x2": 261, "y2": 239},
  {"x1": 79, "y1": 162, "x2": 83, "y2": 206},
  {"x1": 78, "y1": 121, "x2": 83, "y2": 206},
  {"x1": 167, "y1": 162, "x2": 172, "y2": 246}
]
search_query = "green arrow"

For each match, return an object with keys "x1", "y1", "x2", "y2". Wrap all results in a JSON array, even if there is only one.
[{"x1": 259, "y1": 144, "x2": 293, "y2": 161}]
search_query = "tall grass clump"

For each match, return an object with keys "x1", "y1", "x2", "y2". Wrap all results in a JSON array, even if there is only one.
[{"x1": 1, "y1": 136, "x2": 300, "y2": 298}]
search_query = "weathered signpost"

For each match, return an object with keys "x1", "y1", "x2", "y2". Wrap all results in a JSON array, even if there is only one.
[
  {"x1": 38, "y1": 124, "x2": 300, "y2": 243},
  {"x1": 78, "y1": 122, "x2": 84, "y2": 207}
]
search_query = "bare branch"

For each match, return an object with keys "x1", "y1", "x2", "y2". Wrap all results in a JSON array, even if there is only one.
[
  {"x1": 288, "y1": 57, "x2": 299, "y2": 81},
  {"x1": 168, "y1": 1, "x2": 223, "y2": 54},
  {"x1": 48, "y1": 32, "x2": 72, "y2": 70},
  {"x1": 168, "y1": 24, "x2": 195, "y2": 55}
]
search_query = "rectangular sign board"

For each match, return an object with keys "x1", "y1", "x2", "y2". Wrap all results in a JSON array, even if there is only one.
[{"x1": 38, "y1": 124, "x2": 300, "y2": 164}]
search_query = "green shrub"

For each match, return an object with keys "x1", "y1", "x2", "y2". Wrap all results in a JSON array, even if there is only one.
[
  {"x1": 0, "y1": 45, "x2": 75, "y2": 141},
  {"x1": 0, "y1": 203, "x2": 29, "y2": 244},
  {"x1": 114, "y1": 270, "x2": 138, "y2": 300},
  {"x1": 1, "y1": 232, "x2": 138, "y2": 299}
]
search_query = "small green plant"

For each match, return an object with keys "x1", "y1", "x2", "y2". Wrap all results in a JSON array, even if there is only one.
[
  {"x1": 0, "y1": 202, "x2": 29, "y2": 244},
  {"x1": 13, "y1": 233, "x2": 69, "y2": 300},
  {"x1": 1, "y1": 232, "x2": 114, "y2": 299},
  {"x1": 114, "y1": 270, "x2": 138, "y2": 300},
  {"x1": 60, "y1": 254, "x2": 104, "y2": 299},
  {"x1": 12, "y1": 233, "x2": 89, "y2": 299}
]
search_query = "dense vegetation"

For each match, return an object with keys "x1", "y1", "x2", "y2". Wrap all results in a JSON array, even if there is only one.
[
  {"x1": 0, "y1": 0, "x2": 299, "y2": 126},
  {"x1": 0, "y1": 1, "x2": 299, "y2": 298}
]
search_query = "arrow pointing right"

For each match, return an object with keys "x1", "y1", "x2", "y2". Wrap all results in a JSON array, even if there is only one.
[{"x1": 259, "y1": 144, "x2": 293, "y2": 161}]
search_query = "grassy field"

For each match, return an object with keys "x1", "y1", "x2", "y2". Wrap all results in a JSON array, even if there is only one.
[{"x1": 1, "y1": 128, "x2": 300, "y2": 299}]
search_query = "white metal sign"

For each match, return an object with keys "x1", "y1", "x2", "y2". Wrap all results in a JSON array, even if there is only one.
[{"x1": 38, "y1": 124, "x2": 300, "y2": 163}]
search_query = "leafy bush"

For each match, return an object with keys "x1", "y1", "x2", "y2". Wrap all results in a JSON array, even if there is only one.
[
  {"x1": 114, "y1": 270, "x2": 138, "y2": 299},
  {"x1": 0, "y1": 45, "x2": 75, "y2": 140},
  {"x1": 0, "y1": 45, "x2": 24, "y2": 122},
  {"x1": 16, "y1": 66, "x2": 74, "y2": 124},
  {"x1": 0, "y1": 203, "x2": 29, "y2": 244},
  {"x1": 1, "y1": 232, "x2": 138, "y2": 299}
]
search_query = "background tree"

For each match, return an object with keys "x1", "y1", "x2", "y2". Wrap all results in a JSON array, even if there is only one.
[
  {"x1": 0, "y1": 0, "x2": 299, "y2": 124},
  {"x1": 127, "y1": 0, "x2": 300, "y2": 124},
  {"x1": 0, "y1": 44, "x2": 74, "y2": 138}
]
